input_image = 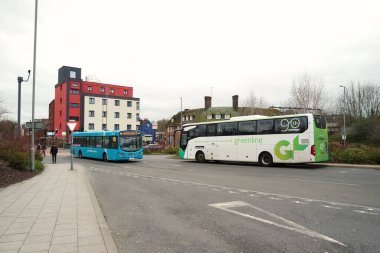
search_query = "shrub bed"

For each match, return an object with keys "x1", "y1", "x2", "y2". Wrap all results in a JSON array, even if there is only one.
[{"x1": 329, "y1": 142, "x2": 380, "y2": 164}]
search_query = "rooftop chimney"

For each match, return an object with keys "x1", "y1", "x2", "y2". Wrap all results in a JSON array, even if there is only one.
[
  {"x1": 205, "y1": 96, "x2": 212, "y2": 110},
  {"x1": 232, "y1": 95, "x2": 239, "y2": 111}
]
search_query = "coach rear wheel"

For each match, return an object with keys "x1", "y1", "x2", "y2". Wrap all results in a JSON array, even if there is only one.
[
  {"x1": 259, "y1": 152, "x2": 273, "y2": 167},
  {"x1": 195, "y1": 151, "x2": 206, "y2": 163},
  {"x1": 103, "y1": 153, "x2": 108, "y2": 162},
  {"x1": 78, "y1": 151, "x2": 82, "y2": 158}
]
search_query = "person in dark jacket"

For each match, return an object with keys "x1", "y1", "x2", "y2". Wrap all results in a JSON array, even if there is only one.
[{"x1": 50, "y1": 144, "x2": 58, "y2": 164}]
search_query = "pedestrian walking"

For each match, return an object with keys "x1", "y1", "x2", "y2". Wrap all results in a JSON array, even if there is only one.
[
  {"x1": 50, "y1": 144, "x2": 58, "y2": 164},
  {"x1": 36, "y1": 144, "x2": 41, "y2": 156},
  {"x1": 41, "y1": 143, "x2": 47, "y2": 156}
]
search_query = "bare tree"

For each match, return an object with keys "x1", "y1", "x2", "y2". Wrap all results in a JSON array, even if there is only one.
[
  {"x1": 338, "y1": 81, "x2": 380, "y2": 119},
  {"x1": 0, "y1": 95, "x2": 9, "y2": 120},
  {"x1": 289, "y1": 73, "x2": 327, "y2": 113},
  {"x1": 242, "y1": 90, "x2": 267, "y2": 115}
]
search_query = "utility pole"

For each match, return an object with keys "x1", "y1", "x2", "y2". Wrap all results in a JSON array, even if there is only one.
[
  {"x1": 180, "y1": 97, "x2": 183, "y2": 130},
  {"x1": 340, "y1": 85, "x2": 346, "y2": 146},
  {"x1": 17, "y1": 70, "x2": 30, "y2": 138},
  {"x1": 31, "y1": 0, "x2": 38, "y2": 172}
]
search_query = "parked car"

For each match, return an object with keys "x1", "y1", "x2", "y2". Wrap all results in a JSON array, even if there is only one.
[{"x1": 144, "y1": 144, "x2": 164, "y2": 151}]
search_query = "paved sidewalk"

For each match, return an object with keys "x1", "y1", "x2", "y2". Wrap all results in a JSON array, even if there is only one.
[{"x1": 0, "y1": 158, "x2": 118, "y2": 253}]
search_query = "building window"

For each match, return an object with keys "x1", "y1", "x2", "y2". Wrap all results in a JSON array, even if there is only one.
[
  {"x1": 124, "y1": 90, "x2": 128, "y2": 95},
  {"x1": 114, "y1": 124, "x2": 119, "y2": 130},
  {"x1": 89, "y1": 97, "x2": 95, "y2": 104},
  {"x1": 102, "y1": 111, "x2": 107, "y2": 117},
  {"x1": 114, "y1": 112, "x2": 120, "y2": 118},
  {"x1": 89, "y1": 123, "x2": 94, "y2": 130},
  {"x1": 69, "y1": 103, "x2": 79, "y2": 108},
  {"x1": 215, "y1": 114, "x2": 221, "y2": 120},
  {"x1": 60, "y1": 98, "x2": 62, "y2": 104},
  {"x1": 207, "y1": 114, "x2": 213, "y2": 120},
  {"x1": 182, "y1": 116, "x2": 185, "y2": 122},
  {"x1": 102, "y1": 99, "x2": 107, "y2": 105},
  {"x1": 115, "y1": 100, "x2": 120, "y2": 106},
  {"x1": 136, "y1": 125, "x2": 140, "y2": 130},
  {"x1": 127, "y1": 113, "x2": 132, "y2": 119},
  {"x1": 224, "y1": 114, "x2": 231, "y2": 120},
  {"x1": 87, "y1": 86, "x2": 92, "y2": 91},
  {"x1": 102, "y1": 124, "x2": 107, "y2": 130},
  {"x1": 110, "y1": 88, "x2": 114, "y2": 94},
  {"x1": 127, "y1": 124, "x2": 132, "y2": 130},
  {"x1": 100, "y1": 87, "x2": 105, "y2": 93},
  {"x1": 60, "y1": 110, "x2": 62, "y2": 116},
  {"x1": 127, "y1": 101, "x2": 132, "y2": 107},
  {"x1": 136, "y1": 113, "x2": 140, "y2": 121},
  {"x1": 70, "y1": 71, "x2": 76, "y2": 78},
  {"x1": 190, "y1": 115, "x2": 193, "y2": 120},
  {"x1": 89, "y1": 110, "x2": 95, "y2": 117},
  {"x1": 70, "y1": 90, "x2": 80, "y2": 94},
  {"x1": 136, "y1": 102, "x2": 140, "y2": 110}
]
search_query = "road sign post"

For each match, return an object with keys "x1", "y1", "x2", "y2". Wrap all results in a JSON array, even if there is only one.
[{"x1": 67, "y1": 122, "x2": 77, "y2": 170}]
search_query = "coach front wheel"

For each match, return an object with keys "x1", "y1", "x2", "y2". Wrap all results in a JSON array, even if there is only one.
[
  {"x1": 195, "y1": 151, "x2": 206, "y2": 163},
  {"x1": 103, "y1": 153, "x2": 108, "y2": 162}
]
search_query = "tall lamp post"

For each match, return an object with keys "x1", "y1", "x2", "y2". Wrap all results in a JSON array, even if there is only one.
[
  {"x1": 340, "y1": 85, "x2": 346, "y2": 146},
  {"x1": 17, "y1": 70, "x2": 31, "y2": 138},
  {"x1": 31, "y1": 0, "x2": 38, "y2": 172}
]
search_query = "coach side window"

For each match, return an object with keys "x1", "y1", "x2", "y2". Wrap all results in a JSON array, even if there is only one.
[
  {"x1": 238, "y1": 121, "x2": 257, "y2": 135},
  {"x1": 217, "y1": 123, "x2": 237, "y2": 136},
  {"x1": 257, "y1": 120, "x2": 274, "y2": 134},
  {"x1": 194, "y1": 125, "x2": 206, "y2": 137},
  {"x1": 206, "y1": 124, "x2": 216, "y2": 136}
]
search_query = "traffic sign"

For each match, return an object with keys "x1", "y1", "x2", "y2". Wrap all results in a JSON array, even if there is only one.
[{"x1": 67, "y1": 122, "x2": 77, "y2": 132}]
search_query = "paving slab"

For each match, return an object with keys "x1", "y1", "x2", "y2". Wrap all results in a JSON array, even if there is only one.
[{"x1": 0, "y1": 159, "x2": 118, "y2": 253}]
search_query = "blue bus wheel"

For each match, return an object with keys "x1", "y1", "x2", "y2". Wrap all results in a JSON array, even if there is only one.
[{"x1": 103, "y1": 153, "x2": 108, "y2": 161}]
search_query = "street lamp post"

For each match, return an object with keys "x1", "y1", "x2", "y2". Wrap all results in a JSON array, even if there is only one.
[
  {"x1": 17, "y1": 70, "x2": 31, "y2": 138},
  {"x1": 340, "y1": 85, "x2": 346, "y2": 146},
  {"x1": 31, "y1": 0, "x2": 38, "y2": 172}
]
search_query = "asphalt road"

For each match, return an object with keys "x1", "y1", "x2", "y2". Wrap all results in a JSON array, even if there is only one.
[{"x1": 73, "y1": 155, "x2": 380, "y2": 253}]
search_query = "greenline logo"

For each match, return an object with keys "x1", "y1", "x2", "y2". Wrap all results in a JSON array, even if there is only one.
[
  {"x1": 234, "y1": 137, "x2": 263, "y2": 145},
  {"x1": 274, "y1": 136, "x2": 308, "y2": 160}
]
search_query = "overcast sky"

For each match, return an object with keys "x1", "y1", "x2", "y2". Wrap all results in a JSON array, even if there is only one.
[{"x1": 1, "y1": 0, "x2": 379, "y2": 124}]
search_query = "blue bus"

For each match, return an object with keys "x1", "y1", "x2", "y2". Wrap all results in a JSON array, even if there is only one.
[{"x1": 72, "y1": 130, "x2": 143, "y2": 161}]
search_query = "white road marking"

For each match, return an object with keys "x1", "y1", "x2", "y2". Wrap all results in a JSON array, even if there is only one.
[
  {"x1": 228, "y1": 191, "x2": 239, "y2": 194},
  {"x1": 269, "y1": 177, "x2": 359, "y2": 186},
  {"x1": 88, "y1": 167, "x2": 380, "y2": 212},
  {"x1": 292, "y1": 201, "x2": 308, "y2": 204},
  {"x1": 161, "y1": 164, "x2": 183, "y2": 167},
  {"x1": 322, "y1": 205, "x2": 342, "y2": 210},
  {"x1": 353, "y1": 210, "x2": 378, "y2": 215},
  {"x1": 269, "y1": 197, "x2": 282, "y2": 200},
  {"x1": 209, "y1": 201, "x2": 346, "y2": 246}
]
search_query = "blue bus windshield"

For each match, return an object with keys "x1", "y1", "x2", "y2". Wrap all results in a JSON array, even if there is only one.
[{"x1": 120, "y1": 135, "x2": 142, "y2": 152}]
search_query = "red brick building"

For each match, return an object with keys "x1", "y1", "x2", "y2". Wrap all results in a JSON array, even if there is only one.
[{"x1": 51, "y1": 66, "x2": 140, "y2": 143}]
